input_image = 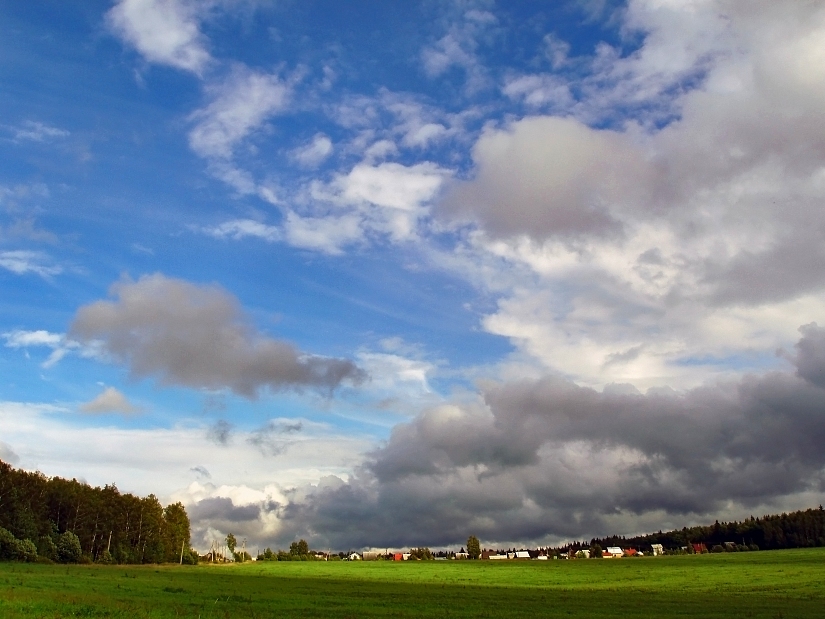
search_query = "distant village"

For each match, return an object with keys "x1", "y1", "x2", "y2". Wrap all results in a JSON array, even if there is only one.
[{"x1": 204, "y1": 540, "x2": 745, "y2": 563}]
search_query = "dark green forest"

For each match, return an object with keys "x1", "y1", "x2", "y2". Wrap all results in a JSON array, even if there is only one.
[
  {"x1": 0, "y1": 459, "x2": 193, "y2": 564},
  {"x1": 585, "y1": 506, "x2": 825, "y2": 553}
]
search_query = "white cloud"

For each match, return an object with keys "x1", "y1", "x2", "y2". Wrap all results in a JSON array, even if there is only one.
[
  {"x1": 2, "y1": 329, "x2": 86, "y2": 368},
  {"x1": 80, "y1": 387, "x2": 142, "y2": 415},
  {"x1": 10, "y1": 121, "x2": 70, "y2": 142},
  {"x1": 502, "y1": 74, "x2": 573, "y2": 110},
  {"x1": 3, "y1": 329, "x2": 63, "y2": 348},
  {"x1": 202, "y1": 218, "x2": 280, "y2": 242},
  {"x1": 107, "y1": 0, "x2": 211, "y2": 75},
  {"x1": 421, "y1": 7, "x2": 497, "y2": 92},
  {"x1": 189, "y1": 66, "x2": 291, "y2": 160},
  {"x1": 0, "y1": 251, "x2": 62, "y2": 278},
  {"x1": 282, "y1": 212, "x2": 363, "y2": 255},
  {"x1": 291, "y1": 133, "x2": 333, "y2": 168},
  {"x1": 335, "y1": 162, "x2": 447, "y2": 213}
]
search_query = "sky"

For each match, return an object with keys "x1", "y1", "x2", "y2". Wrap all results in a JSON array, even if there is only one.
[{"x1": 2, "y1": 0, "x2": 825, "y2": 552}]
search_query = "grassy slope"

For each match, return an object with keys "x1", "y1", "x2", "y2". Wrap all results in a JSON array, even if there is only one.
[{"x1": 1, "y1": 548, "x2": 823, "y2": 618}]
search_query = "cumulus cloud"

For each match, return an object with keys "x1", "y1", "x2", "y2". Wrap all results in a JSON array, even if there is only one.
[
  {"x1": 107, "y1": 0, "x2": 211, "y2": 75},
  {"x1": 80, "y1": 387, "x2": 141, "y2": 415},
  {"x1": 69, "y1": 274, "x2": 366, "y2": 397},
  {"x1": 269, "y1": 324, "x2": 825, "y2": 548},
  {"x1": 440, "y1": 116, "x2": 646, "y2": 240},
  {"x1": 432, "y1": 0, "x2": 825, "y2": 388}
]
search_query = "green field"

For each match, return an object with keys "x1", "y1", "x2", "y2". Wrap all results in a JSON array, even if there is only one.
[{"x1": 1, "y1": 548, "x2": 824, "y2": 618}]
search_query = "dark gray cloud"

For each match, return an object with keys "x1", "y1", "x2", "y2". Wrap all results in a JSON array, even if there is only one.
[
  {"x1": 188, "y1": 497, "x2": 262, "y2": 523},
  {"x1": 190, "y1": 465, "x2": 211, "y2": 479},
  {"x1": 247, "y1": 420, "x2": 303, "y2": 456},
  {"x1": 206, "y1": 420, "x2": 232, "y2": 446},
  {"x1": 795, "y1": 323, "x2": 825, "y2": 388},
  {"x1": 70, "y1": 274, "x2": 366, "y2": 398},
  {"x1": 257, "y1": 324, "x2": 825, "y2": 549}
]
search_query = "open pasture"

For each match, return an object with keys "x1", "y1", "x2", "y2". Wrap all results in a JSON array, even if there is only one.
[{"x1": 1, "y1": 548, "x2": 823, "y2": 618}]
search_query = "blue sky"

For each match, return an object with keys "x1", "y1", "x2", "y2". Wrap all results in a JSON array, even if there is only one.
[{"x1": 3, "y1": 0, "x2": 825, "y2": 550}]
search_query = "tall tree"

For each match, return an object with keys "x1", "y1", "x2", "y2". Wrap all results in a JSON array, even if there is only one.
[{"x1": 467, "y1": 535, "x2": 481, "y2": 560}]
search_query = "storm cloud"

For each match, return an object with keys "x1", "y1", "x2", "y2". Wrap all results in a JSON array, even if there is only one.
[
  {"x1": 70, "y1": 274, "x2": 366, "y2": 398},
  {"x1": 244, "y1": 324, "x2": 825, "y2": 549}
]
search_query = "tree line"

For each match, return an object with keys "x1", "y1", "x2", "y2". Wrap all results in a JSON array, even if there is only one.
[
  {"x1": 0, "y1": 459, "x2": 195, "y2": 564},
  {"x1": 586, "y1": 506, "x2": 825, "y2": 554}
]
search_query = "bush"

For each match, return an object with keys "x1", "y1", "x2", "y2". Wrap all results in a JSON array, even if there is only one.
[
  {"x1": 56, "y1": 531, "x2": 82, "y2": 563},
  {"x1": 711, "y1": 545, "x2": 725, "y2": 553},
  {"x1": 16, "y1": 539, "x2": 37, "y2": 562},
  {"x1": 97, "y1": 550, "x2": 114, "y2": 564},
  {"x1": 0, "y1": 527, "x2": 18, "y2": 561},
  {"x1": 182, "y1": 548, "x2": 199, "y2": 565},
  {"x1": 38, "y1": 535, "x2": 57, "y2": 561}
]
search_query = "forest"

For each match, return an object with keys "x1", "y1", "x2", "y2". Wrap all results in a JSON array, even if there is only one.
[{"x1": 0, "y1": 459, "x2": 193, "y2": 564}]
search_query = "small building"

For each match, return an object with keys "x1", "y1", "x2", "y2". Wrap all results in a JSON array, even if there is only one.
[
  {"x1": 454, "y1": 552, "x2": 469, "y2": 559},
  {"x1": 362, "y1": 551, "x2": 380, "y2": 561},
  {"x1": 488, "y1": 554, "x2": 507, "y2": 560},
  {"x1": 651, "y1": 544, "x2": 664, "y2": 556},
  {"x1": 514, "y1": 551, "x2": 531, "y2": 559},
  {"x1": 347, "y1": 553, "x2": 361, "y2": 561},
  {"x1": 692, "y1": 543, "x2": 707, "y2": 554},
  {"x1": 624, "y1": 548, "x2": 637, "y2": 557}
]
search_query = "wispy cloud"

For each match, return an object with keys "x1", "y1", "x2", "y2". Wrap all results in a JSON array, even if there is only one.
[
  {"x1": 8, "y1": 121, "x2": 70, "y2": 142},
  {"x1": 0, "y1": 251, "x2": 62, "y2": 278}
]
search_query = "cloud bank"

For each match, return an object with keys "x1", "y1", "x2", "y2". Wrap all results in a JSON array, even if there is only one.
[{"x1": 182, "y1": 324, "x2": 825, "y2": 549}]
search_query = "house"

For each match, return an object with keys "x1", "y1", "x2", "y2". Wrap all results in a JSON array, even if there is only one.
[
  {"x1": 454, "y1": 552, "x2": 469, "y2": 559},
  {"x1": 692, "y1": 543, "x2": 707, "y2": 554},
  {"x1": 515, "y1": 551, "x2": 531, "y2": 559},
  {"x1": 347, "y1": 553, "x2": 361, "y2": 561},
  {"x1": 623, "y1": 548, "x2": 637, "y2": 557},
  {"x1": 651, "y1": 544, "x2": 664, "y2": 556},
  {"x1": 604, "y1": 547, "x2": 624, "y2": 558}
]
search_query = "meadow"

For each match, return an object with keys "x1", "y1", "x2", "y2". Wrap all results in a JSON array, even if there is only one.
[{"x1": 1, "y1": 548, "x2": 823, "y2": 618}]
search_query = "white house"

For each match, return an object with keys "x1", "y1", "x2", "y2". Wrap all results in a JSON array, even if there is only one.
[
  {"x1": 651, "y1": 544, "x2": 664, "y2": 556},
  {"x1": 605, "y1": 547, "x2": 624, "y2": 558}
]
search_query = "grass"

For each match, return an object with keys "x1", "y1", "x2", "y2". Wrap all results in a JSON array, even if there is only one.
[{"x1": 1, "y1": 548, "x2": 824, "y2": 617}]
